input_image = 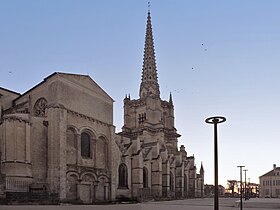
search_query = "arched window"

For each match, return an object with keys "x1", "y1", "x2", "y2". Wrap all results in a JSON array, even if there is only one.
[
  {"x1": 143, "y1": 167, "x2": 148, "y2": 188},
  {"x1": 81, "y1": 132, "x2": 91, "y2": 158},
  {"x1": 170, "y1": 172, "x2": 174, "y2": 192},
  {"x1": 118, "y1": 163, "x2": 128, "y2": 188},
  {"x1": 138, "y1": 113, "x2": 147, "y2": 124}
]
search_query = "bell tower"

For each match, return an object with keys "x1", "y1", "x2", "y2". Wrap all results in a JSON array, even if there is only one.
[{"x1": 116, "y1": 4, "x2": 203, "y2": 200}]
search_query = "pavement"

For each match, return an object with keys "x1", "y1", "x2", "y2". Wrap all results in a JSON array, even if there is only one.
[
  {"x1": 235, "y1": 198, "x2": 280, "y2": 209},
  {"x1": 0, "y1": 198, "x2": 279, "y2": 210}
]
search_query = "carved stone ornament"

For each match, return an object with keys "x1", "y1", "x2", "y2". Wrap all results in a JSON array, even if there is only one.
[{"x1": 34, "y1": 98, "x2": 47, "y2": 117}]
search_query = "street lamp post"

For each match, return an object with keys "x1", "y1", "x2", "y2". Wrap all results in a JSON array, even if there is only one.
[
  {"x1": 205, "y1": 116, "x2": 226, "y2": 210},
  {"x1": 248, "y1": 178, "x2": 251, "y2": 198},
  {"x1": 237, "y1": 166, "x2": 245, "y2": 210},
  {"x1": 243, "y1": 169, "x2": 248, "y2": 200}
]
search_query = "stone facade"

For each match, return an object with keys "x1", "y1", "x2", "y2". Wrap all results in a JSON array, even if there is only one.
[
  {"x1": 259, "y1": 164, "x2": 280, "y2": 198},
  {"x1": 0, "y1": 11, "x2": 203, "y2": 203},
  {"x1": 0, "y1": 73, "x2": 116, "y2": 203}
]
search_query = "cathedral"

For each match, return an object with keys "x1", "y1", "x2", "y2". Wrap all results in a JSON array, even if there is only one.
[{"x1": 0, "y1": 11, "x2": 204, "y2": 203}]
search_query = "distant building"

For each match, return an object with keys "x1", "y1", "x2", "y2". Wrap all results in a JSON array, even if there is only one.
[{"x1": 259, "y1": 164, "x2": 280, "y2": 198}]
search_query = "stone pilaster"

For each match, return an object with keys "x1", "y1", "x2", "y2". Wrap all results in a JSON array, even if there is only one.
[
  {"x1": 175, "y1": 163, "x2": 184, "y2": 198},
  {"x1": 161, "y1": 160, "x2": 169, "y2": 197},
  {"x1": 46, "y1": 106, "x2": 67, "y2": 200},
  {"x1": 151, "y1": 157, "x2": 162, "y2": 197},
  {"x1": 109, "y1": 125, "x2": 117, "y2": 201},
  {"x1": 131, "y1": 153, "x2": 143, "y2": 199}
]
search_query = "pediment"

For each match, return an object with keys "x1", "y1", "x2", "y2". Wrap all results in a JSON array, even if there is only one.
[{"x1": 56, "y1": 73, "x2": 114, "y2": 103}]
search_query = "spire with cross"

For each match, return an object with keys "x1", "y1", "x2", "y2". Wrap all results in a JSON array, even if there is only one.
[{"x1": 139, "y1": 8, "x2": 160, "y2": 99}]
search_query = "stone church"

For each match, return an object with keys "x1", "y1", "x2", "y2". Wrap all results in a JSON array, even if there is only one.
[{"x1": 0, "y1": 11, "x2": 204, "y2": 203}]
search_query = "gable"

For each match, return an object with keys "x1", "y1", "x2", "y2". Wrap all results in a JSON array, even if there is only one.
[
  {"x1": 7, "y1": 72, "x2": 114, "y2": 124},
  {"x1": 57, "y1": 72, "x2": 114, "y2": 103},
  {"x1": 14, "y1": 72, "x2": 114, "y2": 104},
  {"x1": 260, "y1": 167, "x2": 280, "y2": 177},
  {"x1": 0, "y1": 87, "x2": 21, "y2": 110},
  {"x1": 0, "y1": 87, "x2": 20, "y2": 98}
]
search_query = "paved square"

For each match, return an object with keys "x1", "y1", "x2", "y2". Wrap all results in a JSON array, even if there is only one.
[{"x1": 0, "y1": 198, "x2": 279, "y2": 210}]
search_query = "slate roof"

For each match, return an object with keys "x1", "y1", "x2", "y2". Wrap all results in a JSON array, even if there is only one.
[
  {"x1": 0, "y1": 87, "x2": 20, "y2": 96},
  {"x1": 260, "y1": 167, "x2": 280, "y2": 177}
]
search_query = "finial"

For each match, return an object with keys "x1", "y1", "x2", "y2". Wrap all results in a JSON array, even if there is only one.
[
  {"x1": 200, "y1": 162, "x2": 204, "y2": 173},
  {"x1": 169, "y1": 92, "x2": 173, "y2": 105},
  {"x1": 148, "y1": 1, "x2": 151, "y2": 13}
]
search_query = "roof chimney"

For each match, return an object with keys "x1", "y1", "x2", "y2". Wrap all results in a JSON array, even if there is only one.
[{"x1": 273, "y1": 164, "x2": 277, "y2": 175}]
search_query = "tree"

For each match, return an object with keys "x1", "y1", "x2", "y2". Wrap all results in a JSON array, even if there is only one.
[{"x1": 227, "y1": 180, "x2": 238, "y2": 197}]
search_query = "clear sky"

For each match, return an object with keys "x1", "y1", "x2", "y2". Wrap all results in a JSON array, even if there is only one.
[{"x1": 1, "y1": 0, "x2": 280, "y2": 187}]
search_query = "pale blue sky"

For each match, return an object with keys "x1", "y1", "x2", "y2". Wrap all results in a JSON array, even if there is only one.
[{"x1": 1, "y1": 0, "x2": 280, "y2": 186}]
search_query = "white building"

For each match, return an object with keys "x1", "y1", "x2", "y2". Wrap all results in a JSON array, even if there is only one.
[{"x1": 259, "y1": 164, "x2": 280, "y2": 198}]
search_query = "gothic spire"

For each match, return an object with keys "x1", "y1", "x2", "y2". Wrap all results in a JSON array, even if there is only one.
[
  {"x1": 169, "y1": 92, "x2": 173, "y2": 105},
  {"x1": 200, "y1": 162, "x2": 205, "y2": 174},
  {"x1": 139, "y1": 10, "x2": 160, "y2": 98}
]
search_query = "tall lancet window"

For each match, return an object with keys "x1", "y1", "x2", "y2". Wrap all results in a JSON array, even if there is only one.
[
  {"x1": 118, "y1": 163, "x2": 128, "y2": 188},
  {"x1": 143, "y1": 167, "x2": 148, "y2": 188},
  {"x1": 170, "y1": 172, "x2": 174, "y2": 192}
]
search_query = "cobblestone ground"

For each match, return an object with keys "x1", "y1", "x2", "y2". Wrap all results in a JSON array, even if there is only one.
[{"x1": 0, "y1": 198, "x2": 277, "y2": 210}]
